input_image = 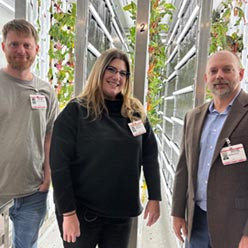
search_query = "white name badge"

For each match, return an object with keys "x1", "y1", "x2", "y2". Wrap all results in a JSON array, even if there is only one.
[
  {"x1": 220, "y1": 144, "x2": 247, "y2": 165},
  {"x1": 128, "y1": 120, "x2": 146, "y2": 136},
  {"x1": 30, "y1": 94, "x2": 47, "y2": 109}
]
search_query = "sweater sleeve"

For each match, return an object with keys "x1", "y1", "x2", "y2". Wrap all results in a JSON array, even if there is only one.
[
  {"x1": 50, "y1": 100, "x2": 79, "y2": 215},
  {"x1": 142, "y1": 119, "x2": 162, "y2": 201}
]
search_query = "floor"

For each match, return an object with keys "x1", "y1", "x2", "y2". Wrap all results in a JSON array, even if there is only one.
[
  {"x1": 39, "y1": 216, "x2": 63, "y2": 248},
  {"x1": 39, "y1": 182, "x2": 179, "y2": 248},
  {"x1": 138, "y1": 197, "x2": 179, "y2": 248}
]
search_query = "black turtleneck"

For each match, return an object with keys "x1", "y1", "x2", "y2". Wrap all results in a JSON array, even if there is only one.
[
  {"x1": 50, "y1": 98, "x2": 161, "y2": 217},
  {"x1": 105, "y1": 98, "x2": 123, "y2": 113}
]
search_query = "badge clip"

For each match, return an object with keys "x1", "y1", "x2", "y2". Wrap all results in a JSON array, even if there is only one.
[{"x1": 225, "y1": 138, "x2": 231, "y2": 147}]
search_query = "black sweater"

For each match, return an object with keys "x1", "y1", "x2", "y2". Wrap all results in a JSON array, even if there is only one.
[{"x1": 50, "y1": 98, "x2": 161, "y2": 217}]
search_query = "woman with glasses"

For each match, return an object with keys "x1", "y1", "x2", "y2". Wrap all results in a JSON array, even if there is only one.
[{"x1": 50, "y1": 48, "x2": 161, "y2": 248}]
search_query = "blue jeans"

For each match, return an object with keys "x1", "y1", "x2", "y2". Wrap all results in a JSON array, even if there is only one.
[
  {"x1": 9, "y1": 191, "x2": 48, "y2": 248},
  {"x1": 187, "y1": 205, "x2": 212, "y2": 248},
  {"x1": 56, "y1": 207, "x2": 133, "y2": 248}
]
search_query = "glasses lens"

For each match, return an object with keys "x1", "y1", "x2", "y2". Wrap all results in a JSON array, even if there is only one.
[
  {"x1": 120, "y1": 71, "x2": 129, "y2": 77},
  {"x1": 106, "y1": 66, "x2": 116, "y2": 74},
  {"x1": 106, "y1": 66, "x2": 129, "y2": 78}
]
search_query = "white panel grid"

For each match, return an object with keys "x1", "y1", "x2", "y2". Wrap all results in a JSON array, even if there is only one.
[
  {"x1": 241, "y1": 3, "x2": 248, "y2": 91},
  {"x1": 27, "y1": 0, "x2": 51, "y2": 81},
  {"x1": 0, "y1": 0, "x2": 15, "y2": 68},
  {"x1": 39, "y1": 0, "x2": 51, "y2": 81}
]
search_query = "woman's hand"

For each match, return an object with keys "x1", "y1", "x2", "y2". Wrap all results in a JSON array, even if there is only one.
[
  {"x1": 144, "y1": 200, "x2": 160, "y2": 226},
  {"x1": 63, "y1": 212, "x2": 81, "y2": 243}
]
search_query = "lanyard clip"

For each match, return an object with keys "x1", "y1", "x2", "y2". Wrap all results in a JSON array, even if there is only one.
[{"x1": 225, "y1": 138, "x2": 231, "y2": 147}]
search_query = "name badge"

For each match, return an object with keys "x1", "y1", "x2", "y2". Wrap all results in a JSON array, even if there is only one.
[
  {"x1": 30, "y1": 94, "x2": 47, "y2": 109},
  {"x1": 220, "y1": 144, "x2": 247, "y2": 165},
  {"x1": 128, "y1": 120, "x2": 146, "y2": 136}
]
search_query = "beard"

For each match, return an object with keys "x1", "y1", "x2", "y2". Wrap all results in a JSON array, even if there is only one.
[
  {"x1": 209, "y1": 79, "x2": 237, "y2": 98},
  {"x1": 6, "y1": 55, "x2": 35, "y2": 72}
]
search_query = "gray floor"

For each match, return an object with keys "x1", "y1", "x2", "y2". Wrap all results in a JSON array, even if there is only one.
[
  {"x1": 139, "y1": 194, "x2": 179, "y2": 248},
  {"x1": 39, "y1": 214, "x2": 63, "y2": 248},
  {"x1": 39, "y1": 183, "x2": 179, "y2": 248}
]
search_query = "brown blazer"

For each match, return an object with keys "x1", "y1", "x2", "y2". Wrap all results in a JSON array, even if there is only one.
[{"x1": 172, "y1": 90, "x2": 248, "y2": 248}]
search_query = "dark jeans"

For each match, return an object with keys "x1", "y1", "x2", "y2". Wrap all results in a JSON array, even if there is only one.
[
  {"x1": 188, "y1": 205, "x2": 212, "y2": 248},
  {"x1": 56, "y1": 207, "x2": 133, "y2": 248}
]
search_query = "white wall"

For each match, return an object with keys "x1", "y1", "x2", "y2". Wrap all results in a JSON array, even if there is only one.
[{"x1": 0, "y1": 1, "x2": 15, "y2": 68}]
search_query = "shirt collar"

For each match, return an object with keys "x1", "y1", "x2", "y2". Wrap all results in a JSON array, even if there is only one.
[{"x1": 208, "y1": 89, "x2": 241, "y2": 114}]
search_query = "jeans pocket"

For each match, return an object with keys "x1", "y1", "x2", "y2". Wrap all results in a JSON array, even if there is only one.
[{"x1": 38, "y1": 190, "x2": 49, "y2": 194}]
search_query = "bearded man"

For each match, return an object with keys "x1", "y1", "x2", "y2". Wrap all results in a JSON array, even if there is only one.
[
  {"x1": 172, "y1": 50, "x2": 248, "y2": 248},
  {"x1": 0, "y1": 19, "x2": 58, "y2": 248}
]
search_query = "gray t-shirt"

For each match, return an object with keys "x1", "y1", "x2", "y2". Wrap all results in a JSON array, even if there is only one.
[{"x1": 0, "y1": 69, "x2": 58, "y2": 198}]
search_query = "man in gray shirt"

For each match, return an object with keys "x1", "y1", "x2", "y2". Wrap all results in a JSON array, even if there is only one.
[{"x1": 0, "y1": 19, "x2": 58, "y2": 248}]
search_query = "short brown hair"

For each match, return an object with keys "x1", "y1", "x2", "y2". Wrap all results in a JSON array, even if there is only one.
[{"x1": 2, "y1": 19, "x2": 38, "y2": 43}]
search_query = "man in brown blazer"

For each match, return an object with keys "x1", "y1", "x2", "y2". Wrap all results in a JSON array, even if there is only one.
[{"x1": 171, "y1": 50, "x2": 248, "y2": 248}]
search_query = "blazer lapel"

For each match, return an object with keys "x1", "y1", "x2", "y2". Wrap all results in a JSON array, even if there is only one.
[
  {"x1": 211, "y1": 90, "x2": 248, "y2": 165},
  {"x1": 191, "y1": 103, "x2": 210, "y2": 182}
]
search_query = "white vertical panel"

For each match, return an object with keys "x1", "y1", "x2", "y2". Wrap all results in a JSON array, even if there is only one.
[
  {"x1": 0, "y1": 0, "x2": 15, "y2": 67},
  {"x1": 74, "y1": 0, "x2": 89, "y2": 95},
  {"x1": 241, "y1": 3, "x2": 248, "y2": 91},
  {"x1": 39, "y1": 0, "x2": 51, "y2": 81}
]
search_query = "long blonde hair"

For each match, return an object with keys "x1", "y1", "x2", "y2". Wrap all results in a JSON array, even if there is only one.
[{"x1": 78, "y1": 48, "x2": 146, "y2": 122}]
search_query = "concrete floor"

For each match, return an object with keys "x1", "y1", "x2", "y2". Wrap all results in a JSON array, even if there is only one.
[
  {"x1": 39, "y1": 217, "x2": 63, "y2": 248},
  {"x1": 139, "y1": 195, "x2": 179, "y2": 248},
  {"x1": 39, "y1": 182, "x2": 179, "y2": 248}
]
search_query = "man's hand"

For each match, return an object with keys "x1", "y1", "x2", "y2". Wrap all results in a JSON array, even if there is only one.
[
  {"x1": 239, "y1": 235, "x2": 248, "y2": 248},
  {"x1": 144, "y1": 200, "x2": 160, "y2": 226},
  {"x1": 39, "y1": 180, "x2": 50, "y2": 192},
  {"x1": 40, "y1": 133, "x2": 52, "y2": 192},
  {"x1": 63, "y1": 213, "x2": 80, "y2": 243},
  {"x1": 172, "y1": 216, "x2": 188, "y2": 243}
]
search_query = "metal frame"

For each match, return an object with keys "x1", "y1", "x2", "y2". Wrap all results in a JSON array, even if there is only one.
[
  {"x1": 241, "y1": 3, "x2": 248, "y2": 91},
  {"x1": 0, "y1": 200, "x2": 13, "y2": 248},
  {"x1": 194, "y1": 0, "x2": 213, "y2": 107},
  {"x1": 0, "y1": 0, "x2": 14, "y2": 12},
  {"x1": 74, "y1": 0, "x2": 89, "y2": 96},
  {"x1": 128, "y1": 1, "x2": 151, "y2": 247},
  {"x1": 89, "y1": 3, "x2": 113, "y2": 43},
  {"x1": 157, "y1": 0, "x2": 214, "y2": 214},
  {"x1": 15, "y1": 0, "x2": 27, "y2": 18},
  {"x1": 133, "y1": 0, "x2": 150, "y2": 105}
]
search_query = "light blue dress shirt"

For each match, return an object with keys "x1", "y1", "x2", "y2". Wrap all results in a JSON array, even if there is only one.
[{"x1": 195, "y1": 91, "x2": 240, "y2": 211}]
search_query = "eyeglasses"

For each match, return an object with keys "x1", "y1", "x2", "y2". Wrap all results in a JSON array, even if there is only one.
[{"x1": 106, "y1": 66, "x2": 130, "y2": 78}]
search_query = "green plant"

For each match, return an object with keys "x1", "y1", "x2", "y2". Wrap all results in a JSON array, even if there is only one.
[
  {"x1": 34, "y1": 0, "x2": 42, "y2": 73},
  {"x1": 147, "y1": 1, "x2": 175, "y2": 127},
  {"x1": 207, "y1": 0, "x2": 245, "y2": 100},
  {"x1": 124, "y1": 0, "x2": 175, "y2": 128},
  {"x1": 123, "y1": 2, "x2": 137, "y2": 77},
  {"x1": 210, "y1": 0, "x2": 245, "y2": 54},
  {"x1": 48, "y1": 0, "x2": 76, "y2": 109}
]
